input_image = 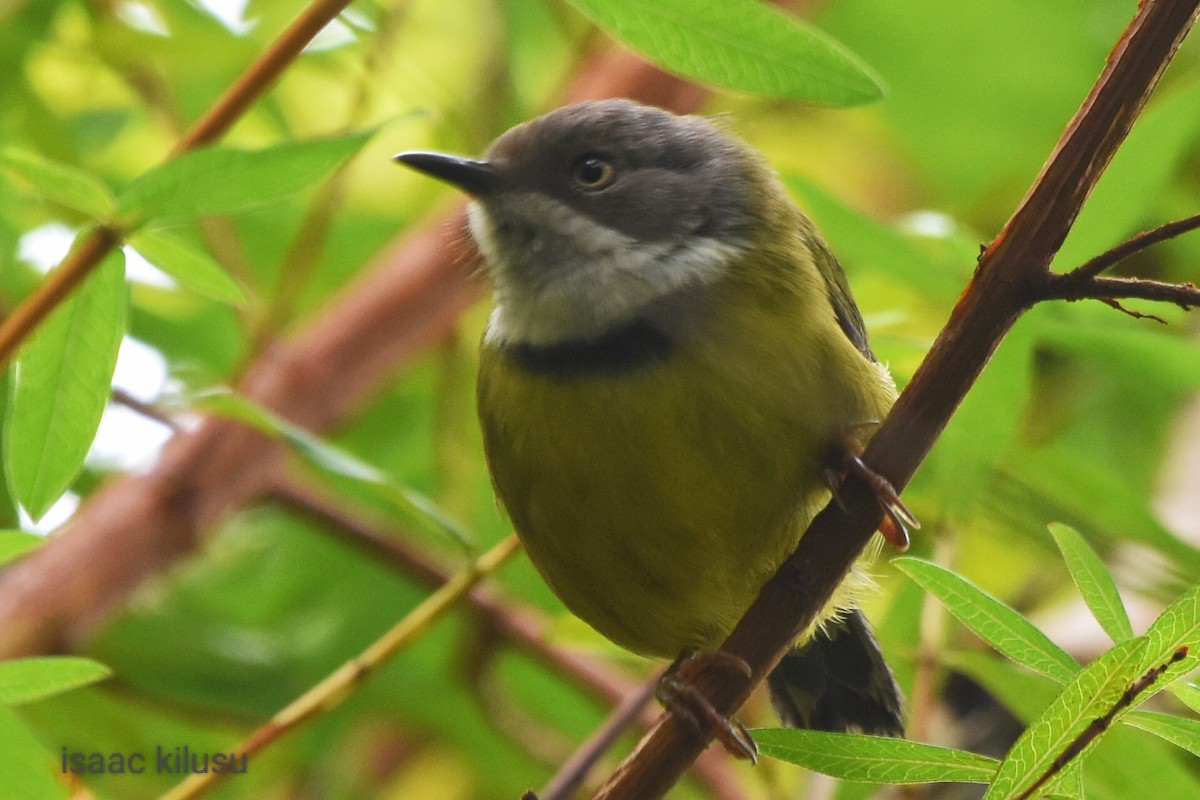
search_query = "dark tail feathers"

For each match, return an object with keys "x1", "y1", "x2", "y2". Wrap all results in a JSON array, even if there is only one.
[{"x1": 767, "y1": 607, "x2": 904, "y2": 736}]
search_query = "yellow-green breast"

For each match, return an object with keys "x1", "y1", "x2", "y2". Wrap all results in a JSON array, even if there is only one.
[{"x1": 477, "y1": 266, "x2": 895, "y2": 659}]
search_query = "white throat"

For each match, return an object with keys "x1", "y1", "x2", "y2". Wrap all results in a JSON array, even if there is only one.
[{"x1": 469, "y1": 195, "x2": 744, "y2": 347}]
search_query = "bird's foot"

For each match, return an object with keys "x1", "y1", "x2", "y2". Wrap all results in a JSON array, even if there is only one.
[
  {"x1": 824, "y1": 422, "x2": 918, "y2": 551},
  {"x1": 657, "y1": 651, "x2": 759, "y2": 763}
]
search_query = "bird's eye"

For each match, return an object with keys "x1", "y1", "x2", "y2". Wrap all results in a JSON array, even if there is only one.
[{"x1": 571, "y1": 155, "x2": 616, "y2": 190}]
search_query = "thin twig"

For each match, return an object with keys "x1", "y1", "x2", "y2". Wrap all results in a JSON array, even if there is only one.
[
  {"x1": 1042, "y1": 274, "x2": 1200, "y2": 310},
  {"x1": 537, "y1": 674, "x2": 660, "y2": 800},
  {"x1": 156, "y1": 534, "x2": 522, "y2": 800},
  {"x1": 0, "y1": 226, "x2": 120, "y2": 365},
  {"x1": 1062, "y1": 212, "x2": 1200, "y2": 283},
  {"x1": 170, "y1": 0, "x2": 354, "y2": 154},
  {"x1": 111, "y1": 389, "x2": 181, "y2": 431}
]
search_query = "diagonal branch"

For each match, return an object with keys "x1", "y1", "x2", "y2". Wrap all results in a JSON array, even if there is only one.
[
  {"x1": 591, "y1": 1, "x2": 1200, "y2": 797},
  {"x1": 1060, "y1": 212, "x2": 1200, "y2": 283}
]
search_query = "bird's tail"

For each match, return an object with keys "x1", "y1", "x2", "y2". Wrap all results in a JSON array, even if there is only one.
[{"x1": 766, "y1": 607, "x2": 904, "y2": 735}]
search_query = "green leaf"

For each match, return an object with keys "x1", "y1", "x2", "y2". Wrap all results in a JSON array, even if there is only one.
[
  {"x1": 0, "y1": 708, "x2": 69, "y2": 800},
  {"x1": 191, "y1": 389, "x2": 470, "y2": 549},
  {"x1": 5, "y1": 248, "x2": 126, "y2": 519},
  {"x1": 1048, "y1": 523, "x2": 1134, "y2": 643},
  {"x1": 565, "y1": 0, "x2": 883, "y2": 106},
  {"x1": 1138, "y1": 583, "x2": 1200, "y2": 685},
  {"x1": 0, "y1": 147, "x2": 116, "y2": 220},
  {"x1": 1170, "y1": 682, "x2": 1200, "y2": 715},
  {"x1": 0, "y1": 657, "x2": 111, "y2": 705},
  {"x1": 895, "y1": 558, "x2": 1079, "y2": 683},
  {"x1": 117, "y1": 129, "x2": 375, "y2": 224},
  {"x1": 753, "y1": 728, "x2": 999, "y2": 784},
  {"x1": 0, "y1": 530, "x2": 42, "y2": 566},
  {"x1": 983, "y1": 637, "x2": 1149, "y2": 800},
  {"x1": 1125, "y1": 710, "x2": 1200, "y2": 757},
  {"x1": 129, "y1": 230, "x2": 247, "y2": 305}
]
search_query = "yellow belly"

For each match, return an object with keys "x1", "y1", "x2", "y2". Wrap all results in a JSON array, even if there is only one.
[{"x1": 477, "y1": 304, "x2": 894, "y2": 658}]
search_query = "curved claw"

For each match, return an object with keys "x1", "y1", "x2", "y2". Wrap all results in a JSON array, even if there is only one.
[
  {"x1": 658, "y1": 652, "x2": 759, "y2": 762},
  {"x1": 825, "y1": 432, "x2": 919, "y2": 551}
]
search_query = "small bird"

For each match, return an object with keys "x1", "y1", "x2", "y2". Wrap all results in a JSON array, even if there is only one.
[{"x1": 395, "y1": 99, "x2": 909, "y2": 748}]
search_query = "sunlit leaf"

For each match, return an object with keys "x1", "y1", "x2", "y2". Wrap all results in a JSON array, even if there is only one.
[
  {"x1": 0, "y1": 148, "x2": 116, "y2": 220},
  {"x1": 0, "y1": 708, "x2": 69, "y2": 800},
  {"x1": 129, "y1": 230, "x2": 247, "y2": 305},
  {"x1": 1125, "y1": 710, "x2": 1200, "y2": 757},
  {"x1": 1048, "y1": 523, "x2": 1134, "y2": 643},
  {"x1": 0, "y1": 657, "x2": 111, "y2": 705},
  {"x1": 117, "y1": 129, "x2": 375, "y2": 224},
  {"x1": 1137, "y1": 583, "x2": 1200, "y2": 684},
  {"x1": 754, "y1": 728, "x2": 998, "y2": 784},
  {"x1": 983, "y1": 637, "x2": 1149, "y2": 800},
  {"x1": 896, "y1": 558, "x2": 1079, "y2": 683},
  {"x1": 5, "y1": 247, "x2": 126, "y2": 519},
  {"x1": 566, "y1": 0, "x2": 884, "y2": 105},
  {"x1": 0, "y1": 530, "x2": 42, "y2": 566}
]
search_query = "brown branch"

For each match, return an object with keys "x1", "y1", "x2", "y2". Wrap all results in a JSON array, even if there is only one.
[
  {"x1": 591, "y1": 2, "x2": 1200, "y2": 797},
  {"x1": 1062, "y1": 212, "x2": 1200, "y2": 283},
  {"x1": 1042, "y1": 274, "x2": 1200, "y2": 310},
  {"x1": 535, "y1": 674, "x2": 659, "y2": 800},
  {"x1": 0, "y1": 226, "x2": 120, "y2": 365},
  {"x1": 0, "y1": 0, "x2": 355, "y2": 369},
  {"x1": 169, "y1": 0, "x2": 354, "y2": 154}
]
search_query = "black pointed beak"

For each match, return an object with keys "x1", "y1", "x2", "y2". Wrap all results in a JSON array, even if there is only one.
[{"x1": 393, "y1": 151, "x2": 501, "y2": 196}]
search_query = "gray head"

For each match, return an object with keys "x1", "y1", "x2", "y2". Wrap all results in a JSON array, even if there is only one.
[{"x1": 395, "y1": 99, "x2": 761, "y2": 346}]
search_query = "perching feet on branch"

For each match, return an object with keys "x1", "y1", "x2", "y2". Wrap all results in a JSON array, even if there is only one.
[
  {"x1": 657, "y1": 651, "x2": 759, "y2": 763},
  {"x1": 824, "y1": 423, "x2": 919, "y2": 551}
]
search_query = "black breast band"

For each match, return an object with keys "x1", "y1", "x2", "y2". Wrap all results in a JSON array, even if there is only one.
[{"x1": 505, "y1": 318, "x2": 674, "y2": 377}]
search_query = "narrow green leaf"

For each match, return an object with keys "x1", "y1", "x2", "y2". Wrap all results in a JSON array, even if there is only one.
[
  {"x1": 1049, "y1": 761, "x2": 1085, "y2": 800},
  {"x1": 0, "y1": 657, "x2": 111, "y2": 705},
  {"x1": 0, "y1": 530, "x2": 42, "y2": 566},
  {"x1": 1170, "y1": 682, "x2": 1200, "y2": 714},
  {"x1": 983, "y1": 637, "x2": 1149, "y2": 800},
  {"x1": 895, "y1": 558, "x2": 1079, "y2": 683},
  {"x1": 1048, "y1": 523, "x2": 1134, "y2": 643},
  {"x1": 0, "y1": 147, "x2": 116, "y2": 219},
  {"x1": 129, "y1": 230, "x2": 247, "y2": 305},
  {"x1": 117, "y1": 128, "x2": 375, "y2": 223},
  {"x1": 1125, "y1": 710, "x2": 1200, "y2": 757},
  {"x1": 5, "y1": 248, "x2": 126, "y2": 519},
  {"x1": 0, "y1": 708, "x2": 69, "y2": 800},
  {"x1": 191, "y1": 389, "x2": 470, "y2": 549},
  {"x1": 1138, "y1": 583, "x2": 1200, "y2": 685},
  {"x1": 566, "y1": 0, "x2": 883, "y2": 106},
  {"x1": 754, "y1": 728, "x2": 998, "y2": 784}
]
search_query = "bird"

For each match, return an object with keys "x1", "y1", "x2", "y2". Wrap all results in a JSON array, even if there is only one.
[{"x1": 395, "y1": 98, "x2": 911, "y2": 751}]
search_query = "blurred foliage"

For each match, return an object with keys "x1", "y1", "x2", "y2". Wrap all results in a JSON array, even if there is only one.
[{"x1": 0, "y1": 0, "x2": 1198, "y2": 798}]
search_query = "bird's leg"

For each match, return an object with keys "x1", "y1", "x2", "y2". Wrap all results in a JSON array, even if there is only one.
[
  {"x1": 824, "y1": 422, "x2": 918, "y2": 551},
  {"x1": 657, "y1": 651, "x2": 759, "y2": 762}
]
